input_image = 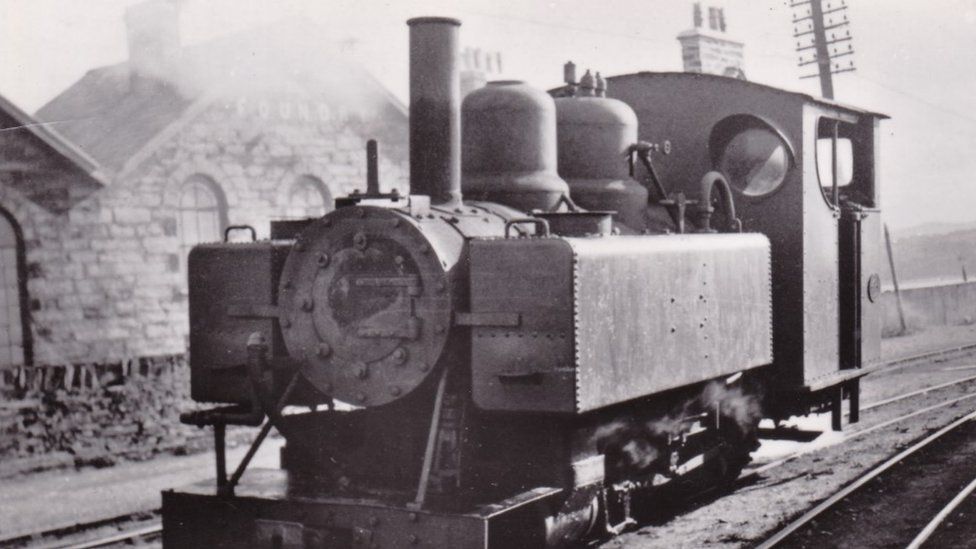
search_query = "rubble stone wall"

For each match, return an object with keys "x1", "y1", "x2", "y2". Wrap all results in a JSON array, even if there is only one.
[{"x1": 0, "y1": 356, "x2": 246, "y2": 477}]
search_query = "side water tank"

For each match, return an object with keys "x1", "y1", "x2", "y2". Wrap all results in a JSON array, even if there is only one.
[
  {"x1": 462, "y1": 81, "x2": 569, "y2": 211},
  {"x1": 555, "y1": 93, "x2": 649, "y2": 231}
]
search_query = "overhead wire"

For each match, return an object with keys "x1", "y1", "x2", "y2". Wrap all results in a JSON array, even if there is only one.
[
  {"x1": 849, "y1": 71, "x2": 976, "y2": 127},
  {"x1": 443, "y1": 7, "x2": 675, "y2": 47}
]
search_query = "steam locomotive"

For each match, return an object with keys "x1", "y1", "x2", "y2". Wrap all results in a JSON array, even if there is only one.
[{"x1": 163, "y1": 16, "x2": 886, "y2": 548}]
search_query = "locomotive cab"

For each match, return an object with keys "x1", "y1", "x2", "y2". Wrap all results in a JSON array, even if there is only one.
[{"x1": 606, "y1": 72, "x2": 887, "y2": 428}]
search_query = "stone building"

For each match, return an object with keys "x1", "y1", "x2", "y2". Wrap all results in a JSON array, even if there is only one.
[
  {"x1": 0, "y1": 0, "x2": 409, "y2": 470},
  {"x1": 0, "y1": 95, "x2": 107, "y2": 374},
  {"x1": 2, "y1": 0, "x2": 408, "y2": 375},
  {"x1": 677, "y1": 4, "x2": 746, "y2": 79}
]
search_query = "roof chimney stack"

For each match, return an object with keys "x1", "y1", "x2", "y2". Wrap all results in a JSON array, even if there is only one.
[
  {"x1": 124, "y1": 0, "x2": 181, "y2": 81},
  {"x1": 677, "y1": 5, "x2": 746, "y2": 79}
]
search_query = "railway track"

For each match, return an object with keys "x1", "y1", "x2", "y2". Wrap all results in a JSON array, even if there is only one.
[
  {"x1": 0, "y1": 512, "x2": 160, "y2": 549},
  {"x1": 855, "y1": 372, "x2": 976, "y2": 414},
  {"x1": 746, "y1": 383, "x2": 976, "y2": 477},
  {"x1": 744, "y1": 348, "x2": 976, "y2": 478},
  {"x1": 875, "y1": 343, "x2": 976, "y2": 370},
  {"x1": 57, "y1": 523, "x2": 161, "y2": 549},
  {"x1": 903, "y1": 473, "x2": 976, "y2": 549},
  {"x1": 874, "y1": 341, "x2": 976, "y2": 371},
  {"x1": 754, "y1": 409, "x2": 976, "y2": 548}
]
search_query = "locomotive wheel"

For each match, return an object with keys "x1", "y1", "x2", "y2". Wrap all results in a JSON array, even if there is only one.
[
  {"x1": 710, "y1": 442, "x2": 752, "y2": 491},
  {"x1": 626, "y1": 411, "x2": 760, "y2": 525},
  {"x1": 714, "y1": 415, "x2": 760, "y2": 488}
]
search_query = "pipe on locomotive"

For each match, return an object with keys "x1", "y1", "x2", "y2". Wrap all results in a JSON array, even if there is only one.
[{"x1": 407, "y1": 17, "x2": 462, "y2": 206}]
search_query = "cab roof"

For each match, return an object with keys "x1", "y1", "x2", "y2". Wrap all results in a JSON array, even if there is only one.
[{"x1": 606, "y1": 71, "x2": 889, "y2": 120}]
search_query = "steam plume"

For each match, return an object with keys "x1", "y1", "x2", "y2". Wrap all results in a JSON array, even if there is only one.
[{"x1": 594, "y1": 380, "x2": 762, "y2": 477}]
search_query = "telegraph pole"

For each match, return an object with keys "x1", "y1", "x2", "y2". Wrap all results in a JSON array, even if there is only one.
[
  {"x1": 884, "y1": 224, "x2": 907, "y2": 334},
  {"x1": 790, "y1": 0, "x2": 856, "y2": 100}
]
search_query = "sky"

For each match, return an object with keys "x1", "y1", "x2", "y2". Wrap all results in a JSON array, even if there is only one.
[{"x1": 1, "y1": 0, "x2": 975, "y2": 231}]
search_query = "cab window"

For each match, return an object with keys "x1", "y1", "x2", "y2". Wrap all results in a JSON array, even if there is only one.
[
  {"x1": 710, "y1": 115, "x2": 795, "y2": 199},
  {"x1": 816, "y1": 117, "x2": 874, "y2": 208}
]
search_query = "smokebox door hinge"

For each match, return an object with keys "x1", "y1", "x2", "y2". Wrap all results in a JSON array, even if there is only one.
[{"x1": 454, "y1": 312, "x2": 521, "y2": 327}]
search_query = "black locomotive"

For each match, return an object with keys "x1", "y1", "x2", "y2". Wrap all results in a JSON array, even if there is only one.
[{"x1": 163, "y1": 16, "x2": 886, "y2": 548}]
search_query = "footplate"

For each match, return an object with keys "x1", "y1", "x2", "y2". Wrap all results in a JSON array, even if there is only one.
[{"x1": 162, "y1": 469, "x2": 561, "y2": 549}]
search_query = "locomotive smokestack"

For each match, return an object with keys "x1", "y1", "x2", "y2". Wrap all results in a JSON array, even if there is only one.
[{"x1": 407, "y1": 17, "x2": 462, "y2": 206}]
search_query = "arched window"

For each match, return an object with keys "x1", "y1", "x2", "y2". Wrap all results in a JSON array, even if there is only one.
[
  {"x1": 285, "y1": 175, "x2": 332, "y2": 218},
  {"x1": 177, "y1": 175, "x2": 227, "y2": 271},
  {"x1": 0, "y1": 208, "x2": 28, "y2": 368}
]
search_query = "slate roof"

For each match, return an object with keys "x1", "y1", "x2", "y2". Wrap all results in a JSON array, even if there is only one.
[
  {"x1": 0, "y1": 92, "x2": 107, "y2": 183},
  {"x1": 0, "y1": 92, "x2": 107, "y2": 212},
  {"x1": 36, "y1": 66, "x2": 190, "y2": 173}
]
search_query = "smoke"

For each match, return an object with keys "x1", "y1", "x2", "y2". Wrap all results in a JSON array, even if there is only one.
[
  {"x1": 700, "y1": 381, "x2": 763, "y2": 434},
  {"x1": 111, "y1": 7, "x2": 407, "y2": 130},
  {"x1": 168, "y1": 19, "x2": 402, "y2": 120},
  {"x1": 593, "y1": 419, "x2": 662, "y2": 473},
  {"x1": 593, "y1": 380, "x2": 763, "y2": 477}
]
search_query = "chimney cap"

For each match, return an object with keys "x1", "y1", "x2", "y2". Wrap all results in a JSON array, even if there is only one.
[{"x1": 407, "y1": 16, "x2": 461, "y2": 27}]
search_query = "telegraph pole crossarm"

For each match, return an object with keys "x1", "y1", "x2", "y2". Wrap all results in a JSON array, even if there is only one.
[{"x1": 790, "y1": 0, "x2": 855, "y2": 100}]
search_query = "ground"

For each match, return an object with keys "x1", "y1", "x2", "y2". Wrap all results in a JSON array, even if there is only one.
[
  {"x1": 1, "y1": 324, "x2": 975, "y2": 545},
  {"x1": 612, "y1": 324, "x2": 976, "y2": 548}
]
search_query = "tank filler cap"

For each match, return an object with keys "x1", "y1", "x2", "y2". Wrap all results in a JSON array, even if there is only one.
[
  {"x1": 595, "y1": 72, "x2": 607, "y2": 97},
  {"x1": 579, "y1": 70, "x2": 596, "y2": 96}
]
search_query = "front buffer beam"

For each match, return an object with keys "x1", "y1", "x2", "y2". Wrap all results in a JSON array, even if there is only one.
[{"x1": 162, "y1": 471, "x2": 561, "y2": 549}]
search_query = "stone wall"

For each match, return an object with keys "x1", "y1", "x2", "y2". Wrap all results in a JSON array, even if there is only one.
[
  {"x1": 881, "y1": 281, "x2": 976, "y2": 336},
  {"x1": 0, "y1": 356, "x2": 211, "y2": 477}
]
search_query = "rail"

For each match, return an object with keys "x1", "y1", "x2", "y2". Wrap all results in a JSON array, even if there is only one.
[
  {"x1": 745, "y1": 344, "x2": 976, "y2": 477},
  {"x1": 59, "y1": 523, "x2": 161, "y2": 549},
  {"x1": 904, "y1": 474, "x2": 976, "y2": 549},
  {"x1": 870, "y1": 341, "x2": 976, "y2": 372},
  {"x1": 755, "y1": 410, "x2": 976, "y2": 548}
]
